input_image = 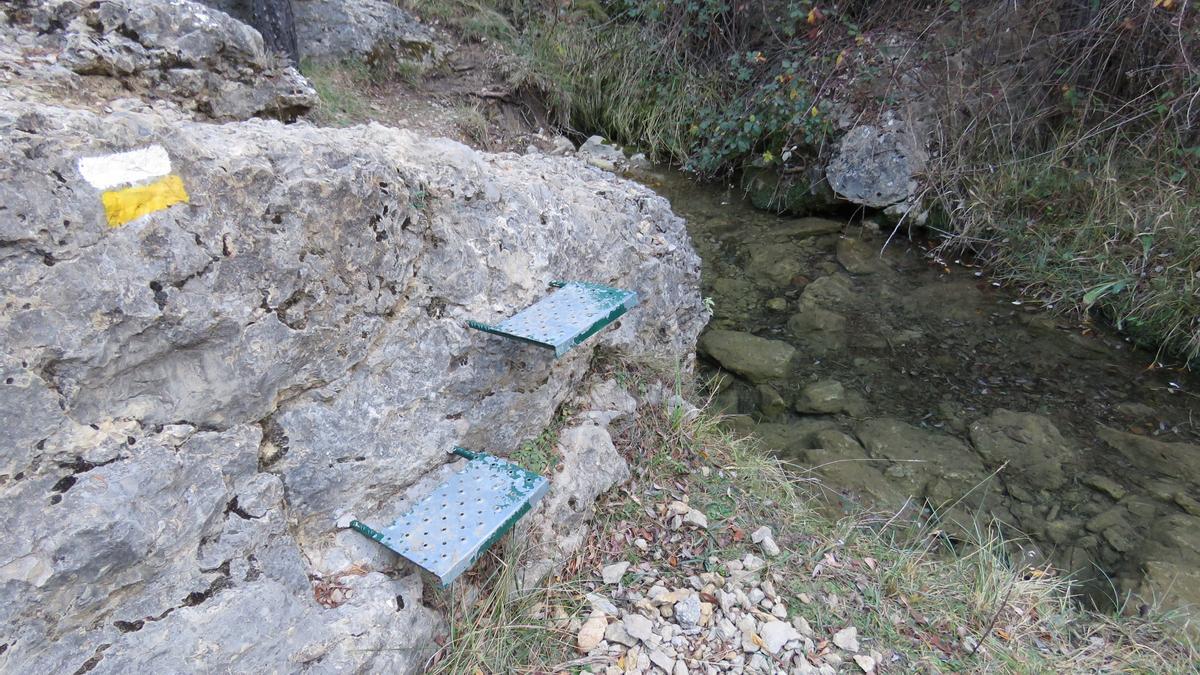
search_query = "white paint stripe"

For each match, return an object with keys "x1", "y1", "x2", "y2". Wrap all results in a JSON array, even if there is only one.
[{"x1": 77, "y1": 145, "x2": 172, "y2": 190}]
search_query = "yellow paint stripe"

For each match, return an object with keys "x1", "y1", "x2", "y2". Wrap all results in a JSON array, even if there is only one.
[{"x1": 101, "y1": 174, "x2": 189, "y2": 227}]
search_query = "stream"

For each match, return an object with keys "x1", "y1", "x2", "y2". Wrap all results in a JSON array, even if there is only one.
[{"x1": 640, "y1": 169, "x2": 1200, "y2": 613}]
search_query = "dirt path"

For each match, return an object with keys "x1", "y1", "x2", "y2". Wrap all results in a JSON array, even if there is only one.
[{"x1": 304, "y1": 34, "x2": 556, "y2": 153}]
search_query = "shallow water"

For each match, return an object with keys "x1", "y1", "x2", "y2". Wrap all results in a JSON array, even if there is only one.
[{"x1": 641, "y1": 168, "x2": 1200, "y2": 610}]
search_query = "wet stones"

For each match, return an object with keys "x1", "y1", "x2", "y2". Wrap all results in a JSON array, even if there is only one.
[
  {"x1": 787, "y1": 308, "x2": 847, "y2": 355},
  {"x1": 968, "y1": 410, "x2": 1072, "y2": 491},
  {"x1": 836, "y1": 238, "x2": 887, "y2": 275},
  {"x1": 698, "y1": 330, "x2": 796, "y2": 383},
  {"x1": 756, "y1": 385, "x2": 787, "y2": 419},
  {"x1": 1095, "y1": 427, "x2": 1200, "y2": 482},
  {"x1": 794, "y1": 380, "x2": 867, "y2": 417}
]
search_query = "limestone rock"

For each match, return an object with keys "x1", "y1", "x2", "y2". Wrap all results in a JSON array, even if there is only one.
[
  {"x1": 674, "y1": 593, "x2": 702, "y2": 629},
  {"x1": 623, "y1": 613, "x2": 654, "y2": 642},
  {"x1": 0, "y1": 95, "x2": 704, "y2": 672},
  {"x1": 751, "y1": 526, "x2": 782, "y2": 557},
  {"x1": 832, "y1": 626, "x2": 859, "y2": 652},
  {"x1": 295, "y1": 0, "x2": 441, "y2": 65},
  {"x1": 760, "y1": 620, "x2": 800, "y2": 654},
  {"x1": 577, "y1": 136, "x2": 628, "y2": 169},
  {"x1": 56, "y1": 0, "x2": 317, "y2": 120},
  {"x1": 699, "y1": 330, "x2": 795, "y2": 383},
  {"x1": 522, "y1": 425, "x2": 635, "y2": 587},
  {"x1": 826, "y1": 120, "x2": 926, "y2": 209},
  {"x1": 577, "y1": 612, "x2": 608, "y2": 652},
  {"x1": 602, "y1": 561, "x2": 631, "y2": 585}
]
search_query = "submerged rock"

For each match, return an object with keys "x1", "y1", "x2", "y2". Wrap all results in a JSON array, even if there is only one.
[
  {"x1": 798, "y1": 274, "x2": 855, "y2": 310},
  {"x1": 1096, "y1": 427, "x2": 1200, "y2": 482},
  {"x1": 699, "y1": 330, "x2": 796, "y2": 383},
  {"x1": 968, "y1": 410, "x2": 1073, "y2": 491},
  {"x1": 742, "y1": 166, "x2": 838, "y2": 215},
  {"x1": 787, "y1": 306, "x2": 847, "y2": 355},
  {"x1": 794, "y1": 379, "x2": 866, "y2": 416},
  {"x1": 855, "y1": 418, "x2": 993, "y2": 514},
  {"x1": 835, "y1": 238, "x2": 887, "y2": 275}
]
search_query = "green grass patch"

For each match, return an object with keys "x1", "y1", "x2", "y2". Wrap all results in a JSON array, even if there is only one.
[
  {"x1": 300, "y1": 59, "x2": 373, "y2": 126},
  {"x1": 931, "y1": 126, "x2": 1200, "y2": 363}
]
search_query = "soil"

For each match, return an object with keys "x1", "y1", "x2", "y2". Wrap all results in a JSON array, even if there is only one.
[{"x1": 304, "y1": 35, "x2": 554, "y2": 153}]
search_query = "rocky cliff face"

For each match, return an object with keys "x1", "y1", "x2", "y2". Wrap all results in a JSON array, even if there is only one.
[
  {"x1": 0, "y1": 3, "x2": 707, "y2": 672},
  {"x1": 3, "y1": 0, "x2": 316, "y2": 120}
]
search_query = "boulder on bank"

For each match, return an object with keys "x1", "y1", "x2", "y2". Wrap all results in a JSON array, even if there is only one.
[
  {"x1": 0, "y1": 92, "x2": 705, "y2": 672},
  {"x1": 201, "y1": 0, "x2": 444, "y2": 67},
  {"x1": 51, "y1": 0, "x2": 317, "y2": 119},
  {"x1": 826, "y1": 119, "x2": 926, "y2": 210},
  {"x1": 699, "y1": 330, "x2": 796, "y2": 383}
]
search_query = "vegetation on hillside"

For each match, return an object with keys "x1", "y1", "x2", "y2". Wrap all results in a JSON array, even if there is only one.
[{"x1": 403, "y1": 0, "x2": 1200, "y2": 363}]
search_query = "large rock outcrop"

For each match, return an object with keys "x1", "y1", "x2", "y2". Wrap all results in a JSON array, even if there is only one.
[
  {"x1": 201, "y1": 0, "x2": 444, "y2": 67},
  {"x1": 0, "y1": 95, "x2": 706, "y2": 672},
  {"x1": 3, "y1": 0, "x2": 316, "y2": 120}
]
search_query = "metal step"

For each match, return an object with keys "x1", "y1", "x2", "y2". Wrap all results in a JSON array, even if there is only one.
[
  {"x1": 468, "y1": 281, "x2": 638, "y2": 357},
  {"x1": 350, "y1": 447, "x2": 549, "y2": 586}
]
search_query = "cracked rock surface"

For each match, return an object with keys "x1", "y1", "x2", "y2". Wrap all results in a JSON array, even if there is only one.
[{"x1": 0, "y1": 82, "x2": 705, "y2": 675}]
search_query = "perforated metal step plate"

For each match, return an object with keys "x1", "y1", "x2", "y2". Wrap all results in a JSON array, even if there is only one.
[
  {"x1": 350, "y1": 449, "x2": 549, "y2": 586},
  {"x1": 468, "y1": 281, "x2": 638, "y2": 357}
]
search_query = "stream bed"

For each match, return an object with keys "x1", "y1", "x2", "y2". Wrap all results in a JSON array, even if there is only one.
[{"x1": 642, "y1": 169, "x2": 1200, "y2": 614}]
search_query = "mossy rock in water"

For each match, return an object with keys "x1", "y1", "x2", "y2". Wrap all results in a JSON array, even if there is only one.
[
  {"x1": 698, "y1": 329, "x2": 796, "y2": 383},
  {"x1": 742, "y1": 166, "x2": 838, "y2": 215}
]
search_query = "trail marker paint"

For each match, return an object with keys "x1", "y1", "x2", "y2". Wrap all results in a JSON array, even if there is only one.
[
  {"x1": 78, "y1": 145, "x2": 172, "y2": 190},
  {"x1": 77, "y1": 145, "x2": 189, "y2": 227},
  {"x1": 100, "y1": 174, "x2": 189, "y2": 227}
]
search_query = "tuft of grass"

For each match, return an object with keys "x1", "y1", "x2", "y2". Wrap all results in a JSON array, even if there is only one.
[
  {"x1": 300, "y1": 59, "x2": 372, "y2": 126},
  {"x1": 454, "y1": 102, "x2": 492, "y2": 149},
  {"x1": 436, "y1": 357, "x2": 1197, "y2": 672},
  {"x1": 928, "y1": 124, "x2": 1200, "y2": 363},
  {"x1": 424, "y1": 537, "x2": 585, "y2": 673}
]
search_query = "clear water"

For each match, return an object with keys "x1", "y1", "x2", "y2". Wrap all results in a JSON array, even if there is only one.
[{"x1": 641, "y1": 168, "x2": 1200, "y2": 609}]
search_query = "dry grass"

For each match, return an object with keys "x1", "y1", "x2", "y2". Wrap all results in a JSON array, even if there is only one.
[
  {"x1": 909, "y1": 0, "x2": 1199, "y2": 362},
  {"x1": 430, "y1": 357, "x2": 1197, "y2": 672}
]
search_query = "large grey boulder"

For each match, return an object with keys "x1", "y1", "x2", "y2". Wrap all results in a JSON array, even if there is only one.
[
  {"x1": 826, "y1": 119, "x2": 926, "y2": 210},
  {"x1": 51, "y1": 0, "x2": 316, "y2": 118},
  {"x1": 0, "y1": 99, "x2": 706, "y2": 672},
  {"x1": 201, "y1": 0, "x2": 444, "y2": 66}
]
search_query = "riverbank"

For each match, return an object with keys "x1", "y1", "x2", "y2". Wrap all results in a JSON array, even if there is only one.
[{"x1": 423, "y1": 357, "x2": 1196, "y2": 672}]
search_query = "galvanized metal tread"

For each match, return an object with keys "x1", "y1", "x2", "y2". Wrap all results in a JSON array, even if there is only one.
[
  {"x1": 468, "y1": 281, "x2": 638, "y2": 357},
  {"x1": 350, "y1": 448, "x2": 549, "y2": 586}
]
